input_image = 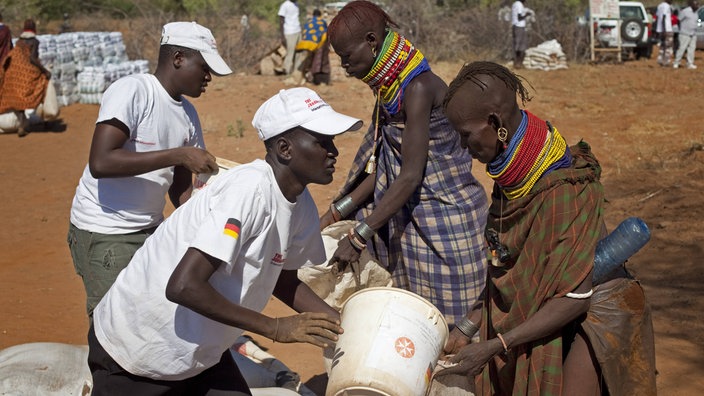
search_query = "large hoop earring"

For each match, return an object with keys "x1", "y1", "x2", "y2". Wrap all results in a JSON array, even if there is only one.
[{"x1": 497, "y1": 127, "x2": 508, "y2": 149}]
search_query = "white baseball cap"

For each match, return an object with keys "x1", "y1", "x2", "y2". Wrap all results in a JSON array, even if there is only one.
[
  {"x1": 252, "y1": 88, "x2": 363, "y2": 141},
  {"x1": 160, "y1": 21, "x2": 233, "y2": 76}
]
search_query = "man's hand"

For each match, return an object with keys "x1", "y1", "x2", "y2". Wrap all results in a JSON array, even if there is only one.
[
  {"x1": 273, "y1": 312, "x2": 343, "y2": 348},
  {"x1": 179, "y1": 147, "x2": 218, "y2": 174}
]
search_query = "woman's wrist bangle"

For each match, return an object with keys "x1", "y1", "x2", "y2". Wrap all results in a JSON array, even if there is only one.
[
  {"x1": 348, "y1": 228, "x2": 367, "y2": 250},
  {"x1": 455, "y1": 317, "x2": 479, "y2": 338},
  {"x1": 496, "y1": 332, "x2": 509, "y2": 354},
  {"x1": 330, "y1": 203, "x2": 342, "y2": 222},
  {"x1": 354, "y1": 221, "x2": 375, "y2": 241},
  {"x1": 333, "y1": 196, "x2": 355, "y2": 218}
]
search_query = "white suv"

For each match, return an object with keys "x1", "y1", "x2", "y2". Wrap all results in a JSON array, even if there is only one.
[{"x1": 595, "y1": 1, "x2": 654, "y2": 59}]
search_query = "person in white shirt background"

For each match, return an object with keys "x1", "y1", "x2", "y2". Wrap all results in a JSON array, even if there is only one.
[
  {"x1": 511, "y1": 0, "x2": 534, "y2": 69},
  {"x1": 278, "y1": 0, "x2": 303, "y2": 76},
  {"x1": 68, "y1": 21, "x2": 230, "y2": 318},
  {"x1": 656, "y1": 0, "x2": 674, "y2": 66},
  {"x1": 673, "y1": 0, "x2": 699, "y2": 69}
]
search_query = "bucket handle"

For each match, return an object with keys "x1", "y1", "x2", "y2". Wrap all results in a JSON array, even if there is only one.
[{"x1": 427, "y1": 308, "x2": 440, "y2": 325}]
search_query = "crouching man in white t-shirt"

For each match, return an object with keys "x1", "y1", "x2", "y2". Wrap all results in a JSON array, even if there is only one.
[{"x1": 88, "y1": 87, "x2": 362, "y2": 395}]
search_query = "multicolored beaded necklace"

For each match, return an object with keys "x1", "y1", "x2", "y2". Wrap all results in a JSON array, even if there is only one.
[
  {"x1": 487, "y1": 110, "x2": 572, "y2": 200},
  {"x1": 361, "y1": 30, "x2": 430, "y2": 173},
  {"x1": 361, "y1": 30, "x2": 430, "y2": 116}
]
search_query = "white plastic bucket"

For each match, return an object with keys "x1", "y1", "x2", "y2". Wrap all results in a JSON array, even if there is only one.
[{"x1": 326, "y1": 287, "x2": 448, "y2": 396}]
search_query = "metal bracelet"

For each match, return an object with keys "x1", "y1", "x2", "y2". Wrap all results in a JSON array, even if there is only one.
[
  {"x1": 354, "y1": 221, "x2": 375, "y2": 242},
  {"x1": 455, "y1": 316, "x2": 479, "y2": 338},
  {"x1": 333, "y1": 196, "x2": 356, "y2": 218},
  {"x1": 348, "y1": 228, "x2": 367, "y2": 250}
]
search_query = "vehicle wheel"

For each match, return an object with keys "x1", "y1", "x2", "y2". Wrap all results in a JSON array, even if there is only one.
[{"x1": 621, "y1": 18, "x2": 644, "y2": 43}]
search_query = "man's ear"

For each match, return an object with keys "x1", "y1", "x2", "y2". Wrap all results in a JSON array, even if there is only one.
[
  {"x1": 274, "y1": 135, "x2": 293, "y2": 163},
  {"x1": 173, "y1": 50, "x2": 186, "y2": 69}
]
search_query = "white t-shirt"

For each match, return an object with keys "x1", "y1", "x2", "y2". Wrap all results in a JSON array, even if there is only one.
[
  {"x1": 278, "y1": 0, "x2": 301, "y2": 35},
  {"x1": 512, "y1": 1, "x2": 527, "y2": 27},
  {"x1": 70, "y1": 73, "x2": 205, "y2": 234},
  {"x1": 656, "y1": 2, "x2": 673, "y2": 33},
  {"x1": 93, "y1": 159, "x2": 326, "y2": 380}
]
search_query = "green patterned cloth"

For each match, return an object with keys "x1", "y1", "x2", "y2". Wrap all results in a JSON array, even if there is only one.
[{"x1": 478, "y1": 141, "x2": 604, "y2": 395}]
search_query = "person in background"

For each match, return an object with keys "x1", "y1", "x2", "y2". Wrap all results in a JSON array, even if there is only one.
[
  {"x1": 59, "y1": 13, "x2": 72, "y2": 34},
  {"x1": 68, "y1": 21, "x2": 230, "y2": 317},
  {"x1": 671, "y1": 7, "x2": 680, "y2": 55},
  {"x1": 278, "y1": 0, "x2": 302, "y2": 76},
  {"x1": 437, "y1": 61, "x2": 656, "y2": 396},
  {"x1": 296, "y1": 9, "x2": 331, "y2": 85},
  {"x1": 656, "y1": 0, "x2": 674, "y2": 66},
  {"x1": 673, "y1": 0, "x2": 698, "y2": 69},
  {"x1": 511, "y1": 0, "x2": 533, "y2": 69},
  {"x1": 0, "y1": 13, "x2": 12, "y2": 65},
  {"x1": 88, "y1": 87, "x2": 360, "y2": 395},
  {"x1": 0, "y1": 19, "x2": 51, "y2": 137},
  {"x1": 322, "y1": 0, "x2": 488, "y2": 326}
]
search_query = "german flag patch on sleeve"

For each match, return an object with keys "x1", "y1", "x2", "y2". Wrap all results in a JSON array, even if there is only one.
[{"x1": 223, "y1": 218, "x2": 241, "y2": 239}]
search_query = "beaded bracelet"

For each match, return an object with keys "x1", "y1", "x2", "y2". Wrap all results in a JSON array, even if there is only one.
[
  {"x1": 348, "y1": 228, "x2": 367, "y2": 250},
  {"x1": 455, "y1": 317, "x2": 479, "y2": 338},
  {"x1": 333, "y1": 196, "x2": 355, "y2": 218}
]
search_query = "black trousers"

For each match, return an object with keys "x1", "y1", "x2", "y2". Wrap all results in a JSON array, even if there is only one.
[{"x1": 87, "y1": 324, "x2": 251, "y2": 396}]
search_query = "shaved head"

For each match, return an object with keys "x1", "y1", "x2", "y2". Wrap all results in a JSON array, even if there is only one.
[{"x1": 328, "y1": 0, "x2": 397, "y2": 43}]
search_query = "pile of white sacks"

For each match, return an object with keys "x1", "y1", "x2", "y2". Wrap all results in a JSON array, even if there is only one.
[
  {"x1": 37, "y1": 31, "x2": 149, "y2": 106},
  {"x1": 522, "y1": 39, "x2": 568, "y2": 71}
]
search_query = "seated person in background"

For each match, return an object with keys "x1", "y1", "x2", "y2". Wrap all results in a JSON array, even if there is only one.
[
  {"x1": 437, "y1": 61, "x2": 656, "y2": 396},
  {"x1": 88, "y1": 87, "x2": 362, "y2": 395}
]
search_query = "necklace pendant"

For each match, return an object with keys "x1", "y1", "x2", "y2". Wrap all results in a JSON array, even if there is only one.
[
  {"x1": 365, "y1": 155, "x2": 377, "y2": 174},
  {"x1": 491, "y1": 250, "x2": 503, "y2": 267}
]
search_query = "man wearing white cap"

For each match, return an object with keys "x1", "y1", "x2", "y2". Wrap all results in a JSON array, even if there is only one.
[
  {"x1": 69, "y1": 22, "x2": 232, "y2": 318},
  {"x1": 88, "y1": 87, "x2": 362, "y2": 394}
]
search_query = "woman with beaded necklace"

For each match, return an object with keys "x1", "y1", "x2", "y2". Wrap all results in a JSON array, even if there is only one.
[
  {"x1": 437, "y1": 61, "x2": 656, "y2": 395},
  {"x1": 320, "y1": 0, "x2": 488, "y2": 326}
]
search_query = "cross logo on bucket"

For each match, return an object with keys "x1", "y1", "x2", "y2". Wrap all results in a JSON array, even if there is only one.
[{"x1": 395, "y1": 337, "x2": 415, "y2": 358}]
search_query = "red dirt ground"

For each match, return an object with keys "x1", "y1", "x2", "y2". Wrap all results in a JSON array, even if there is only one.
[{"x1": 1, "y1": 55, "x2": 703, "y2": 395}]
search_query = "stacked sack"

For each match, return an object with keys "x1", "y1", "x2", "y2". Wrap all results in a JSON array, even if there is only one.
[
  {"x1": 77, "y1": 60, "x2": 149, "y2": 104},
  {"x1": 523, "y1": 39, "x2": 568, "y2": 71},
  {"x1": 38, "y1": 32, "x2": 149, "y2": 107}
]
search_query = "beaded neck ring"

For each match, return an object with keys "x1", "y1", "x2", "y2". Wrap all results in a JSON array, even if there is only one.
[
  {"x1": 487, "y1": 111, "x2": 572, "y2": 200},
  {"x1": 361, "y1": 30, "x2": 430, "y2": 173},
  {"x1": 361, "y1": 30, "x2": 430, "y2": 116}
]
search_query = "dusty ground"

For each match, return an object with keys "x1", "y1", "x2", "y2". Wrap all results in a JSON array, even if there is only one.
[{"x1": 1, "y1": 54, "x2": 703, "y2": 395}]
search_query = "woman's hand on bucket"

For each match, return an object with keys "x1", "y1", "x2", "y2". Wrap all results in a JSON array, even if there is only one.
[
  {"x1": 273, "y1": 312, "x2": 343, "y2": 348},
  {"x1": 436, "y1": 340, "x2": 501, "y2": 377},
  {"x1": 444, "y1": 327, "x2": 471, "y2": 355}
]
